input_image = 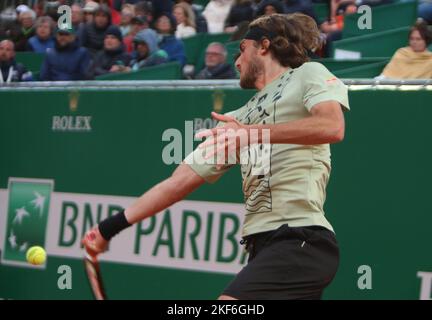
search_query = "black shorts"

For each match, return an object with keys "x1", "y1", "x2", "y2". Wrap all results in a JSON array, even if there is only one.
[{"x1": 223, "y1": 224, "x2": 340, "y2": 300}]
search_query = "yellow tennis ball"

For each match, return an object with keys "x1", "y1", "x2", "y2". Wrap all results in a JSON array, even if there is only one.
[{"x1": 26, "y1": 246, "x2": 47, "y2": 265}]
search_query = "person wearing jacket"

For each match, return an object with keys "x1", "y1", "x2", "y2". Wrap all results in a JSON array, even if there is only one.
[
  {"x1": 128, "y1": 28, "x2": 168, "y2": 71},
  {"x1": 27, "y1": 16, "x2": 55, "y2": 53},
  {"x1": 155, "y1": 13, "x2": 186, "y2": 67},
  {"x1": 0, "y1": 40, "x2": 32, "y2": 83},
  {"x1": 40, "y1": 27, "x2": 91, "y2": 81},
  {"x1": 195, "y1": 42, "x2": 236, "y2": 79},
  {"x1": 80, "y1": 4, "x2": 112, "y2": 56},
  {"x1": 90, "y1": 25, "x2": 131, "y2": 77}
]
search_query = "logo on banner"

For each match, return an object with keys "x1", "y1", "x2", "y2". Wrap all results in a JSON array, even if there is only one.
[{"x1": 1, "y1": 178, "x2": 53, "y2": 268}]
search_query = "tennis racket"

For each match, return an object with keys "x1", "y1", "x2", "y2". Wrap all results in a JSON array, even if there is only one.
[{"x1": 84, "y1": 252, "x2": 107, "y2": 300}]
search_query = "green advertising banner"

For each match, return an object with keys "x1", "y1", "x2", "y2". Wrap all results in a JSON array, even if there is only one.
[
  {"x1": 2, "y1": 179, "x2": 53, "y2": 267},
  {"x1": 0, "y1": 84, "x2": 431, "y2": 300}
]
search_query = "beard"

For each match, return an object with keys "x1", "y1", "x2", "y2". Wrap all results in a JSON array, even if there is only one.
[{"x1": 239, "y1": 55, "x2": 263, "y2": 89}]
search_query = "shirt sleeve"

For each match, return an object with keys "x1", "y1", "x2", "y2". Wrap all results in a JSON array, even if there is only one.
[
  {"x1": 183, "y1": 117, "x2": 236, "y2": 184},
  {"x1": 301, "y1": 62, "x2": 350, "y2": 112}
]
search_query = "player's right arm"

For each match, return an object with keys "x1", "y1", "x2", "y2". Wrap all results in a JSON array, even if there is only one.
[
  {"x1": 125, "y1": 163, "x2": 205, "y2": 224},
  {"x1": 82, "y1": 163, "x2": 205, "y2": 255}
]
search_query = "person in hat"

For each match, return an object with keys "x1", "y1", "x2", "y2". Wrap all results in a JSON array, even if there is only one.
[
  {"x1": 80, "y1": 4, "x2": 112, "y2": 56},
  {"x1": 123, "y1": 15, "x2": 149, "y2": 53},
  {"x1": 83, "y1": 1, "x2": 100, "y2": 24},
  {"x1": 40, "y1": 26, "x2": 91, "y2": 81},
  {"x1": 128, "y1": 28, "x2": 168, "y2": 71},
  {"x1": 90, "y1": 25, "x2": 131, "y2": 77}
]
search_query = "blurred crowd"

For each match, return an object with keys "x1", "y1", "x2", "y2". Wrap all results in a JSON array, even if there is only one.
[{"x1": 0, "y1": 0, "x2": 431, "y2": 83}]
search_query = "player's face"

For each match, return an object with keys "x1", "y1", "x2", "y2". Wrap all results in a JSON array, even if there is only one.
[
  {"x1": 409, "y1": 30, "x2": 427, "y2": 53},
  {"x1": 235, "y1": 40, "x2": 263, "y2": 89}
]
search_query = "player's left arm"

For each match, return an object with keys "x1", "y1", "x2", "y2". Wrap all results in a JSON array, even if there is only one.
[
  {"x1": 252, "y1": 100, "x2": 345, "y2": 145},
  {"x1": 198, "y1": 102, "x2": 345, "y2": 157}
]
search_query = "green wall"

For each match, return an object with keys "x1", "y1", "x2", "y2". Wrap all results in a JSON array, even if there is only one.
[{"x1": 0, "y1": 86, "x2": 431, "y2": 299}]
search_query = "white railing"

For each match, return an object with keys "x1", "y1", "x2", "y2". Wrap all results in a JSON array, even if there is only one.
[{"x1": 0, "y1": 79, "x2": 432, "y2": 91}]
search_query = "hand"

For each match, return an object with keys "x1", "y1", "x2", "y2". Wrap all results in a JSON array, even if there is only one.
[
  {"x1": 195, "y1": 112, "x2": 248, "y2": 169},
  {"x1": 82, "y1": 226, "x2": 108, "y2": 257},
  {"x1": 110, "y1": 65, "x2": 121, "y2": 73}
]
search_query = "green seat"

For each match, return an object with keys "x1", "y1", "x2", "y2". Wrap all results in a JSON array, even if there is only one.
[
  {"x1": 342, "y1": 0, "x2": 418, "y2": 38},
  {"x1": 95, "y1": 62, "x2": 182, "y2": 80},
  {"x1": 313, "y1": 2, "x2": 329, "y2": 22},
  {"x1": 314, "y1": 57, "x2": 390, "y2": 72},
  {"x1": 332, "y1": 60, "x2": 389, "y2": 78},
  {"x1": 332, "y1": 26, "x2": 410, "y2": 58},
  {"x1": 15, "y1": 52, "x2": 45, "y2": 73}
]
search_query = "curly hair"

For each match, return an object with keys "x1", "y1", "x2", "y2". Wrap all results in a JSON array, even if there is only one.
[{"x1": 248, "y1": 13, "x2": 321, "y2": 68}]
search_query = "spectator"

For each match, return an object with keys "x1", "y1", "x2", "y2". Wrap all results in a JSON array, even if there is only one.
[
  {"x1": 195, "y1": 42, "x2": 236, "y2": 79},
  {"x1": 225, "y1": 0, "x2": 254, "y2": 33},
  {"x1": 173, "y1": 2, "x2": 197, "y2": 38},
  {"x1": 113, "y1": 1, "x2": 142, "y2": 11},
  {"x1": 128, "y1": 28, "x2": 168, "y2": 71},
  {"x1": 10, "y1": 9, "x2": 36, "y2": 51},
  {"x1": 256, "y1": 0, "x2": 285, "y2": 17},
  {"x1": 0, "y1": 40, "x2": 32, "y2": 83},
  {"x1": 90, "y1": 25, "x2": 131, "y2": 76},
  {"x1": 44, "y1": 1, "x2": 61, "y2": 21},
  {"x1": 72, "y1": 4, "x2": 84, "y2": 29},
  {"x1": 176, "y1": 0, "x2": 208, "y2": 33},
  {"x1": 123, "y1": 16, "x2": 149, "y2": 53},
  {"x1": 202, "y1": 0, "x2": 233, "y2": 34},
  {"x1": 83, "y1": 1, "x2": 100, "y2": 24},
  {"x1": 27, "y1": 16, "x2": 56, "y2": 53},
  {"x1": 40, "y1": 27, "x2": 91, "y2": 81},
  {"x1": 134, "y1": 1, "x2": 155, "y2": 26},
  {"x1": 34, "y1": 2, "x2": 47, "y2": 18},
  {"x1": 155, "y1": 13, "x2": 186, "y2": 66},
  {"x1": 80, "y1": 4, "x2": 112, "y2": 56},
  {"x1": 379, "y1": 21, "x2": 432, "y2": 79},
  {"x1": 119, "y1": 0, "x2": 172, "y2": 19},
  {"x1": 119, "y1": 4, "x2": 135, "y2": 37},
  {"x1": 0, "y1": 8, "x2": 18, "y2": 41},
  {"x1": 94, "y1": 0, "x2": 122, "y2": 25},
  {"x1": 283, "y1": 0, "x2": 318, "y2": 23},
  {"x1": 419, "y1": 0, "x2": 432, "y2": 24}
]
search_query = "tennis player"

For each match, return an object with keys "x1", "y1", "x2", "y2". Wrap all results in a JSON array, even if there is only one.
[{"x1": 83, "y1": 13, "x2": 350, "y2": 300}]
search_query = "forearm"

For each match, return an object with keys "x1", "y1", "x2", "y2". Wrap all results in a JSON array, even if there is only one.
[
  {"x1": 250, "y1": 115, "x2": 343, "y2": 145},
  {"x1": 248, "y1": 102, "x2": 345, "y2": 145},
  {"x1": 124, "y1": 164, "x2": 205, "y2": 224}
]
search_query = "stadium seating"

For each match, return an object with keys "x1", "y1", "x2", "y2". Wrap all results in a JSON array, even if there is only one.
[
  {"x1": 316, "y1": 57, "x2": 389, "y2": 71},
  {"x1": 342, "y1": 1, "x2": 418, "y2": 38},
  {"x1": 95, "y1": 62, "x2": 182, "y2": 80},
  {"x1": 332, "y1": 26, "x2": 410, "y2": 58},
  {"x1": 332, "y1": 60, "x2": 389, "y2": 78},
  {"x1": 14, "y1": 52, "x2": 45, "y2": 73}
]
